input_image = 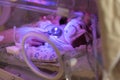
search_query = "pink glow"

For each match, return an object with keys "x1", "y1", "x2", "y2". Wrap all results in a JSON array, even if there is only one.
[{"x1": 24, "y1": 0, "x2": 56, "y2": 6}]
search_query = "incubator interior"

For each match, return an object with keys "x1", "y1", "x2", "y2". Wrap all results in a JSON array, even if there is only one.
[{"x1": 0, "y1": 0, "x2": 103, "y2": 80}]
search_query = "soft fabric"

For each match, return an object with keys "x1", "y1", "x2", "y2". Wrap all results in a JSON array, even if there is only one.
[
  {"x1": 16, "y1": 27, "x2": 43, "y2": 43},
  {"x1": 37, "y1": 20, "x2": 55, "y2": 32},
  {"x1": 26, "y1": 43, "x2": 57, "y2": 61},
  {"x1": 64, "y1": 18, "x2": 86, "y2": 44},
  {"x1": 49, "y1": 35, "x2": 73, "y2": 51}
]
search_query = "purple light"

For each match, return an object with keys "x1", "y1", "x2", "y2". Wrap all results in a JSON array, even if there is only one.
[{"x1": 24, "y1": 0, "x2": 56, "y2": 6}]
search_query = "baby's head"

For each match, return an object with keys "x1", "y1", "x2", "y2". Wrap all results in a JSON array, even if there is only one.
[{"x1": 59, "y1": 16, "x2": 68, "y2": 25}]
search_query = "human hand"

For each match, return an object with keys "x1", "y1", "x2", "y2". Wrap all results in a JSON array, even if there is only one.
[{"x1": 26, "y1": 38, "x2": 45, "y2": 47}]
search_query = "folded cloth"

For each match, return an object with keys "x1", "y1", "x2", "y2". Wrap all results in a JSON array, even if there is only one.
[
  {"x1": 64, "y1": 18, "x2": 85, "y2": 44},
  {"x1": 49, "y1": 36, "x2": 73, "y2": 51},
  {"x1": 25, "y1": 41, "x2": 79, "y2": 61},
  {"x1": 26, "y1": 43, "x2": 57, "y2": 61}
]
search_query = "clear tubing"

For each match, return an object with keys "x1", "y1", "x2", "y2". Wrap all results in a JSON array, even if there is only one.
[{"x1": 21, "y1": 31, "x2": 64, "y2": 80}]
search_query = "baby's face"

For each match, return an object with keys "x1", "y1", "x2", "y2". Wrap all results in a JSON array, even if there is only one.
[
  {"x1": 40, "y1": 15, "x2": 61, "y2": 26},
  {"x1": 51, "y1": 16, "x2": 61, "y2": 26}
]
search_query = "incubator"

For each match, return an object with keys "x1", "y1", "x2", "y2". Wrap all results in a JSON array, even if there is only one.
[{"x1": 0, "y1": 0, "x2": 102, "y2": 80}]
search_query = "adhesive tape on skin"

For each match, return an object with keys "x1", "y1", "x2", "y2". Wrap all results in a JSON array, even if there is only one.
[{"x1": 0, "y1": 35, "x2": 4, "y2": 41}]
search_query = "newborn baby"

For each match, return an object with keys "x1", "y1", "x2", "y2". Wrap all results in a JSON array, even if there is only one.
[{"x1": 17, "y1": 16, "x2": 86, "y2": 61}]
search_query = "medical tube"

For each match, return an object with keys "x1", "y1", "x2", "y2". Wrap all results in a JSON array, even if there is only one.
[
  {"x1": 13, "y1": 26, "x2": 17, "y2": 43},
  {"x1": 21, "y1": 32, "x2": 64, "y2": 80}
]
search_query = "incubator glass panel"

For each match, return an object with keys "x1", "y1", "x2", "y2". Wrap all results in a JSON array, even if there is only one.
[{"x1": 0, "y1": 0, "x2": 101, "y2": 80}]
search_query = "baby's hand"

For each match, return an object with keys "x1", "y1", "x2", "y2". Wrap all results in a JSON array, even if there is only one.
[{"x1": 26, "y1": 38, "x2": 45, "y2": 47}]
